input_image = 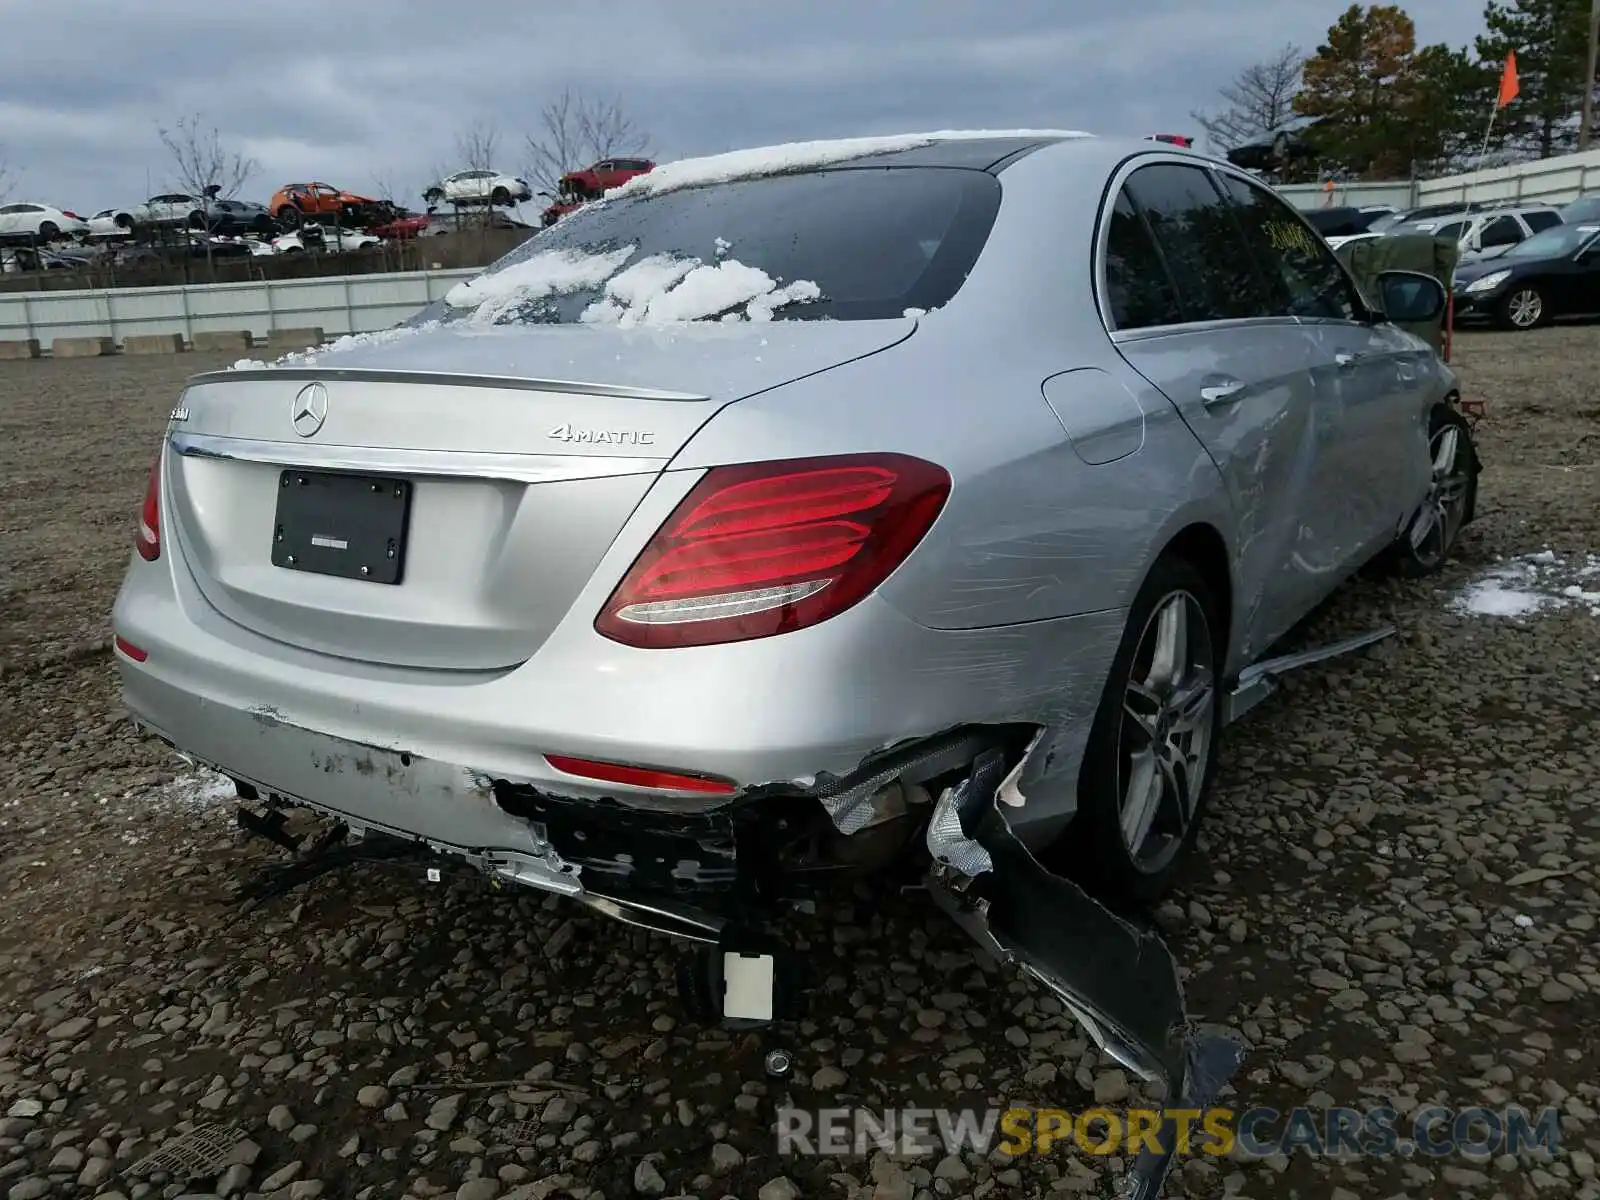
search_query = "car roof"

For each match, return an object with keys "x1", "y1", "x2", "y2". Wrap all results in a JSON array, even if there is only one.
[
  {"x1": 836, "y1": 135, "x2": 1076, "y2": 172},
  {"x1": 809, "y1": 133, "x2": 1241, "y2": 177}
]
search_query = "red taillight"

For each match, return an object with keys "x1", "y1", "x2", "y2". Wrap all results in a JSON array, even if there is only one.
[
  {"x1": 113, "y1": 635, "x2": 148, "y2": 662},
  {"x1": 545, "y1": 754, "x2": 736, "y2": 794},
  {"x1": 595, "y1": 453, "x2": 950, "y2": 649},
  {"x1": 136, "y1": 455, "x2": 161, "y2": 561},
  {"x1": 64, "y1": 211, "x2": 83, "y2": 220}
]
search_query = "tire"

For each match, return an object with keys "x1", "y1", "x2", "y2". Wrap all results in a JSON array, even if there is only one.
[
  {"x1": 37, "y1": 221, "x2": 59, "y2": 242},
  {"x1": 1058, "y1": 554, "x2": 1224, "y2": 906},
  {"x1": 187, "y1": 211, "x2": 206, "y2": 231},
  {"x1": 423, "y1": 188, "x2": 444, "y2": 205},
  {"x1": 1496, "y1": 283, "x2": 1547, "y2": 330},
  {"x1": 491, "y1": 186, "x2": 510, "y2": 207},
  {"x1": 276, "y1": 206, "x2": 301, "y2": 229},
  {"x1": 1382, "y1": 404, "x2": 1477, "y2": 577}
]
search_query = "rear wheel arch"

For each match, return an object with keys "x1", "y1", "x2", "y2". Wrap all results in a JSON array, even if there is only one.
[{"x1": 1159, "y1": 522, "x2": 1233, "y2": 663}]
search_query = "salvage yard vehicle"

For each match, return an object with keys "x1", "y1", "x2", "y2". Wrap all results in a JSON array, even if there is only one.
[
  {"x1": 268, "y1": 181, "x2": 383, "y2": 228},
  {"x1": 0, "y1": 201, "x2": 90, "y2": 242},
  {"x1": 557, "y1": 156, "x2": 654, "y2": 199},
  {"x1": 424, "y1": 169, "x2": 534, "y2": 207},
  {"x1": 113, "y1": 130, "x2": 1479, "y2": 1197},
  {"x1": 1451, "y1": 221, "x2": 1600, "y2": 330}
]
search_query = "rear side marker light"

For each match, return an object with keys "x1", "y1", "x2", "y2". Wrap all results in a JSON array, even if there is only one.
[
  {"x1": 114, "y1": 635, "x2": 148, "y2": 662},
  {"x1": 544, "y1": 754, "x2": 736, "y2": 795},
  {"x1": 595, "y1": 453, "x2": 951, "y2": 649},
  {"x1": 136, "y1": 455, "x2": 161, "y2": 561}
]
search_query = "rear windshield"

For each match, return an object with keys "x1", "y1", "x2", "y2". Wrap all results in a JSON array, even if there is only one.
[{"x1": 417, "y1": 166, "x2": 1002, "y2": 328}]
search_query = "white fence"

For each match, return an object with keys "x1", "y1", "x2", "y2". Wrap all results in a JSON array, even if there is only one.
[
  {"x1": 1278, "y1": 146, "x2": 1600, "y2": 211},
  {"x1": 0, "y1": 268, "x2": 479, "y2": 346}
]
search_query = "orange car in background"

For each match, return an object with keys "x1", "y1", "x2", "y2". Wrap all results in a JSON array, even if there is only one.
[{"x1": 269, "y1": 181, "x2": 382, "y2": 226}]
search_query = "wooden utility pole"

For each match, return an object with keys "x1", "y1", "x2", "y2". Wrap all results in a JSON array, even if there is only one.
[{"x1": 1582, "y1": 0, "x2": 1600, "y2": 150}]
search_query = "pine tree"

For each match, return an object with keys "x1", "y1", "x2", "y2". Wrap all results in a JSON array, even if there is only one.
[
  {"x1": 1476, "y1": 0, "x2": 1594, "y2": 157},
  {"x1": 1294, "y1": 5, "x2": 1429, "y2": 177}
]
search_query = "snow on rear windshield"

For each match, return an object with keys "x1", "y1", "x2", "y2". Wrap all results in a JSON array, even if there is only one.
[
  {"x1": 580, "y1": 255, "x2": 823, "y2": 328},
  {"x1": 423, "y1": 166, "x2": 1002, "y2": 327},
  {"x1": 443, "y1": 245, "x2": 637, "y2": 323}
]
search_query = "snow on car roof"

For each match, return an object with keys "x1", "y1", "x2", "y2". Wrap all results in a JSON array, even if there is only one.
[{"x1": 608, "y1": 129, "x2": 1094, "y2": 200}]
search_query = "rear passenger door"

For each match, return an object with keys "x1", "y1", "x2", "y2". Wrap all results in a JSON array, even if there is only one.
[
  {"x1": 1215, "y1": 170, "x2": 1430, "y2": 564},
  {"x1": 1103, "y1": 161, "x2": 1329, "y2": 653}
]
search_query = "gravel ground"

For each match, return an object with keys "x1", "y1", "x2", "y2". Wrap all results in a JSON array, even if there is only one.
[{"x1": 0, "y1": 332, "x2": 1597, "y2": 1200}]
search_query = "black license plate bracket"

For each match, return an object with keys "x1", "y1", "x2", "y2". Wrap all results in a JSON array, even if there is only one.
[{"x1": 271, "y1": 470, "x2": 412, "y2": 584}]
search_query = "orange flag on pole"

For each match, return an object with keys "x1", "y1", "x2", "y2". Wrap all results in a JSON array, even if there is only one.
[{"x1": 1497, "y1": 51, "x2": 1520, "y2": 108}]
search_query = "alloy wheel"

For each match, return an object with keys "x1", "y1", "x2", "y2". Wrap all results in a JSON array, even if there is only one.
[
  {"x1": 1116, "y1": 591, "x2": 1216, "y2": 874},
  {"x1": 1406, "y1": 422, "x2": 1472, "y2": 569},
  {"x1": 1507, "y1": 288, "x2": 1543, "y2": 329}
]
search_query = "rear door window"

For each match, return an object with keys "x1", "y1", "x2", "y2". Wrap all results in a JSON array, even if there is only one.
[
  {"x1": 1103, "y1": 191, "x2": 1184, "y2": 330},
  {"x1": 1215, "y1": 172, "x2": 1359, "y2": 321},
  {"x1": 1524, "y1": 210, "x2": 1562, "y2": 232},
  {"x1": 1122, "y1": 163, "x2": 1275, "y2": 322},
  {"x1": 1479, "y1": 216, "x2": 1522, "y2": 247}
]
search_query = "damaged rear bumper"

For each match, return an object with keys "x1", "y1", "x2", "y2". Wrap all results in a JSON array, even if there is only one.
[
  {"x1": 122, "y1": 660, "x2": 1243, "y2": 1196},
  {"x1": 119, "y1": 654, "x2": 1009, "y2": 935}
]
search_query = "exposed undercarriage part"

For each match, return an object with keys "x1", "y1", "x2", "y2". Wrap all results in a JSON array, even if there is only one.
[
  {"x1": 218, "y1": 626, "x2": 1397, "y2": 1199},
  {"x1": 926, "y1": 746, "x2": 1246, "y2": 1199}
]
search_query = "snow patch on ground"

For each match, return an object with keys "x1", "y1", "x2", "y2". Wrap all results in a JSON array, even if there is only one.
[
  {"x1": 110, "y1": 770, "x2": 236, "y2": 844},
  {"x1": 1451, "y1": 551, "x2": 1600, "y2": 618},
  {"x1": 230, "y1": 321, "x2": 442, "y2": 370},
  {"x1": 609, "y1": 129, "x2": 1094, "y2": 200},
  {"x1": 156, "y1": 770, "x2": 237, "y2": 811},
  {"x1": 444, "y1": 246, "x2": 637, "y2": 323},
  {"x1": 579, "y1": 254, "x2": 820, "y2": 327}
]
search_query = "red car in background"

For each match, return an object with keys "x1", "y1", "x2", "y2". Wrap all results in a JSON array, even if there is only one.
[
  {"x1": 558, "y1": 157, "x2": 655, "y2": 199},
  {"x1": 540, "y1": 197, "x2": 586, "y2": 228},
  {"x1": 370, "y1": 210, "x2": 432, "y2": 240}
]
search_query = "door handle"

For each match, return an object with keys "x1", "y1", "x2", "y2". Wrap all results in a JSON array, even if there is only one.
[{"x1": 1199, "y1": 380, "x2": 1244, "y2": 406}]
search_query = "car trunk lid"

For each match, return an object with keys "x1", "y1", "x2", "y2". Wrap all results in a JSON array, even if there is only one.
[{"x1": 164, "y1": 319, "x2": 914, "y2": 671}]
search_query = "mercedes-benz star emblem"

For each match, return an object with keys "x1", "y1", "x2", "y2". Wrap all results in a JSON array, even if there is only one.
[{"x1": 291, "y1": 382, "x2": 329, "y2": 438}]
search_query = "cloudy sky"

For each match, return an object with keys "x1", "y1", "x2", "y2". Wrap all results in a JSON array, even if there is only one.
[{"x1": 3, "y1": 0, "x2": 1488, "y2": 213}]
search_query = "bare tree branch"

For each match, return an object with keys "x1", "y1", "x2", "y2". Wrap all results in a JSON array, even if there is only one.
[
  {"x1": 523, "y1": 87, "x2": 651, "y2": 196},
  {"x1": 454, "y1": 122, "x2": 500, "y2": 173},
  {"x1": 158, "y1": 114, "x2": 257, "y2": 205},
  {"x1": 0, "y1": 145, "x2": 14, "y2": 203},
  {"x1": 1191, "y1": 45, "x2": 1306, "y2": 149},
  {"x1": 157, "y1": 115, "x2": 256, "y2": 275}
]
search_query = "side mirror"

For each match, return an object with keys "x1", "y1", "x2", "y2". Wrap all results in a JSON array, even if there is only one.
[{"x1": 1375, "y1": 270, "x2": 1446, "y2": 323}]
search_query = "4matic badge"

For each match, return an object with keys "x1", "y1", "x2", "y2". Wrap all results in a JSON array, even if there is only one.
[{"x1": 547, "y1": 423, "x2": 655, "y2": 447}]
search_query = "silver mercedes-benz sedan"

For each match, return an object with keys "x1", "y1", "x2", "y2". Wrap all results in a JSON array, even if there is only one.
[{"x1": 113, "y1": 130, "x2": 1477, "y2": 1181}]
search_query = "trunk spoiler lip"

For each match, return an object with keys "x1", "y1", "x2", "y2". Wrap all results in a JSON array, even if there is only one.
[
  {"x1": 184, "y1": 365, "x2": 711, "y2": 404},
  {"x1": 167, "y1": 430, "x2": 668, "y2": 485}
]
